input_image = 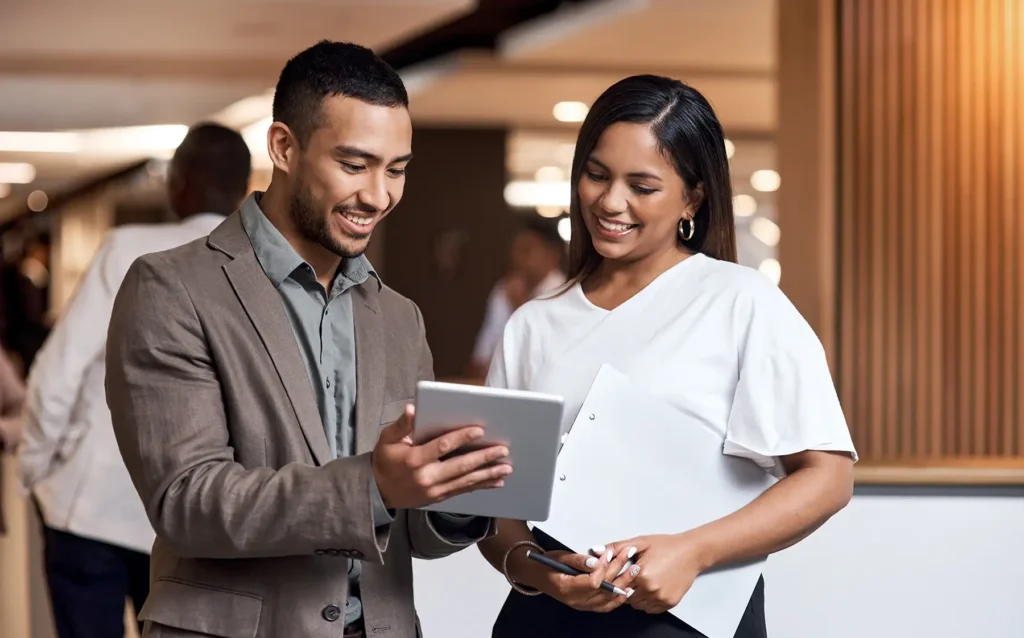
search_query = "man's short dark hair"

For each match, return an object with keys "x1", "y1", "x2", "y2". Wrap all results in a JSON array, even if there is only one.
[
  {"x1": 172, "y1": 123, "x2": 252, "y2": 207},
  {"x1": 273, "y1": 40, "x2": 409, "y2": 147}
]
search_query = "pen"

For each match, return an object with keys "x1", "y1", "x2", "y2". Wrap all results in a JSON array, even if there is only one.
[{"x1": 525, "y1": 550, "x2": 630, "y2": 596}]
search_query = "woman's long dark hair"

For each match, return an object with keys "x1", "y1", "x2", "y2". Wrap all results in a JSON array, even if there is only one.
[{"x1": 566, "y1": 75, "x2": 737, "y2": 285}]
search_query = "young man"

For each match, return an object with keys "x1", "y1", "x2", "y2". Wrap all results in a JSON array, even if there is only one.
[
  {"x1": 105, "y1": 41, "x2": 508, "y2": 638},
  {"x1": 20, "y1": 123, "x2": 251, "y2": 637}
]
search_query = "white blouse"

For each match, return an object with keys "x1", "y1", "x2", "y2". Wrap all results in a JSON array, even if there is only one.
[{"x1": 485, "y1": 253, "x2": 857, "y2": 478}]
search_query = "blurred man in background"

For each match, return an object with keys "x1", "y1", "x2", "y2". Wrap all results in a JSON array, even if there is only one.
[
  {"x1": 470, "y1": 217, "x2": 566, "y2": 377},
  {"x1": 19, "y1": 123, "x2": 251, "y2": 638}
]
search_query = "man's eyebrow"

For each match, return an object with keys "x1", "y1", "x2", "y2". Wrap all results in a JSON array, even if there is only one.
[{"x1": 334, "y1": 145, "x2": 413, "y2": 164}]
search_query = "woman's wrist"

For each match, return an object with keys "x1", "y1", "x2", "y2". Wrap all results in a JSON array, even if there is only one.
[
  {"x1": 503, "y1": 541, "x2": 553, "y2": 592},
  {"x1": 680, "y1": 526, "x2": 719, "y2": 573}
]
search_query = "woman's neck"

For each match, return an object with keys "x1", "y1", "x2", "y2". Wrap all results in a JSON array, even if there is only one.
[{"x1": 583, "y1": 245, "x2": 693, "y2": 310}]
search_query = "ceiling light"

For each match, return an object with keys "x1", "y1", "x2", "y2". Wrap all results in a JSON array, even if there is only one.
[
  {"x1": 724, "y1": 138, "x2": 735, "y2": 159},
  {"x1": 750, "y1": 217, "x2": 781, "y2": 247},
  {"x1": 758, "y1": 258, "x2": 781, "y2": 285},
  {"x1": 733, "y1": 194, "x2": 757, "y2": 217},
  {"x1": 557, "y1": 217, "x2": 572, "y2": 242},
  {"x1": 0, "y1": 163, "x2": 36, "y2": 184},
  {"x1": 0, "y1": 184, "x2": 10, "y2": 199},
  {"x1": 83, "y1": 125, "x2": 189, "y2": 156},
  {"x1": 504, "y1": 180, "x2": 571, "y2": 208},
  {"x1": 0, "y1": 132, "x2": 80, "y2": 153},
  {"x1": 553, "y1": 101, "x2": 589, "y2": 123},
  {"x1": 536, "y1": 205, "x2": 563, "y2": 218},
  {"x1": 535, "y1": 166, "x2": 565, "y2": 182},
  {"x1": 27, "y1": 190, "x2": 48, "y2": 212},
  {"x1": 750, "y1": 169, "x2": 781, "y2": 192}
]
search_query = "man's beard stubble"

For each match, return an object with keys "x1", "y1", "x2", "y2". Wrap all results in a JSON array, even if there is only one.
[{"x1": 289, "y1": 178, "x2": 373, "y2": 259}]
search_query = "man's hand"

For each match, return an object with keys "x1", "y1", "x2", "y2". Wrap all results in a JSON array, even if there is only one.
[{"x1": 372, "y1": 404, "x2": 513, "y2": 510}]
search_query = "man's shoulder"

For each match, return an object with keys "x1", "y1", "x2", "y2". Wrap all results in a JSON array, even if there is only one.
[
  {"x1": 129, "y1": 234, "x2": 225, "y2": 274},
  {"x1": 376, "y1": 283, "x2": 420, "y2": 325}
]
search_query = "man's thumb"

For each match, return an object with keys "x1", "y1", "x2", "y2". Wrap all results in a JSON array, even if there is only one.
[{"x1": 381, "y1": 404, "x2": 415, "y2": 443}]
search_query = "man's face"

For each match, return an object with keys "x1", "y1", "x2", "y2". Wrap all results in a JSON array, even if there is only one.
[{"x1": 288, "y1": 96, "x2": 413, "y2": 258}]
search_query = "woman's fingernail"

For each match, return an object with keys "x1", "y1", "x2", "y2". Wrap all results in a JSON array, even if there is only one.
[
  {"x1": 627, "y1": 547, "x2": 637, "y2": 559},
  {"x1": 626, "y1": 588, "x2": 635, "y2": 598},
  {"x1": 630, "y1": 564, "x2": 641, "y2": 577},
  {"x1": 590, "y1": 545, "x2": 606, "y2": 555},
  {"x1": 606, "y1": 550, "x2": 614, "y2": 561},
  {"x1": 585, "y1": 557, "x2": 598, "y2": 569}
]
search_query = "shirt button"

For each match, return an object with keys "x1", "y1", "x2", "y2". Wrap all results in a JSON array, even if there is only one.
[{"x1": 322, "y1": 605, "x2": 341, "y2": 622}]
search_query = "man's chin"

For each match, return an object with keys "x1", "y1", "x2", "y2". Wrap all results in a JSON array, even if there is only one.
[{"x1": 324, "y1": 233, "x2": 370, "y2": 259}]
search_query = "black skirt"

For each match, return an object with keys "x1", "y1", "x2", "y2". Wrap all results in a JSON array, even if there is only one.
[{"x1": 491, "y1": 530, "x2": 767, "y2": 638}]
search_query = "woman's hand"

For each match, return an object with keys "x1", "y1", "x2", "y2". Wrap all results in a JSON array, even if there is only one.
[
  {"x1": 604, "y1": 533, "x2": 705, "y2": 614},
  {"x1": 537, "y1": 547, "x2": 639, "y2": 613}
]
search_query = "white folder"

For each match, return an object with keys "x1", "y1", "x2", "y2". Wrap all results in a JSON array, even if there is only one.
[{"x1": 533, "y1": 364, "x2": 777, "y2": 638}]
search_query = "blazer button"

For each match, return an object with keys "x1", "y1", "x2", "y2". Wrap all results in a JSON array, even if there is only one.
[
  {"x1": 322, "y1": 605, "x2": 341, "y2": 622},
  {"x1": 350, "y1": 549, "x2": 364, "y2": 559},
  {"x1": 327, "y1": 549, "x2": 340, "y2": 556},
  {"x1": 314, "y1": 549, "x2": 325, "y2": 555}
]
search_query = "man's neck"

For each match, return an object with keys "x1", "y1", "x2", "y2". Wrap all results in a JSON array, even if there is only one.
[{"x1": 260, "y1": 184, "x2": 341, "y2": 289}]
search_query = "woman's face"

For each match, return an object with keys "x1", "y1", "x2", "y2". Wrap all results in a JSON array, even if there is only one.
[{"x1": 577, "y1": 122, "x2": 697, "y2": 264}]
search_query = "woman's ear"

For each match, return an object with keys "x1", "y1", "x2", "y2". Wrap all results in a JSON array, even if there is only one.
[{"x1": 685, "y1": 182, "x2": 705, "y2": 218}]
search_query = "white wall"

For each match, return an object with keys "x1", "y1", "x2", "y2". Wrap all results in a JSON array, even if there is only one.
[{"x1": 414, "y1": 488, "x2": 1024, "y2": 638}]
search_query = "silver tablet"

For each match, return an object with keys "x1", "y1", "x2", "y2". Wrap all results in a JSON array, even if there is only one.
[{"x1": 413, "y1": 380, "x2": 565, "y2": 522}]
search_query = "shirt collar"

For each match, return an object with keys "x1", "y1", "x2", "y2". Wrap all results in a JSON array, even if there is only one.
[{"x1": 240, "y1": 192, "x2": 381, "y2": 292}]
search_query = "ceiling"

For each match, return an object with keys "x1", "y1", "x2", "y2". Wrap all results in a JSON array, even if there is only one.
[{"x1": 0, "y1": 0, "x2": 778, "y2": 250}]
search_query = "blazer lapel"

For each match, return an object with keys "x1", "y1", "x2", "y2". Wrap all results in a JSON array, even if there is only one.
[
  {"x1": 223, "y1": 251, "x2": 332, "y2": 466},
  {"x1": 353, "y1": 284, "x2": 385, "y2": 455}
]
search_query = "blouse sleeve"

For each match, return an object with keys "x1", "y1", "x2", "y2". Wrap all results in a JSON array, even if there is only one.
[{"x1": 723, "y1": 282, "x2": 858, "y2": 475}]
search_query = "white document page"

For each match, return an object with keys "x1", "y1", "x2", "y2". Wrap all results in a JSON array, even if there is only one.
[{"x1": 534, "y1": 364, "x2": 778, "y2": 638}]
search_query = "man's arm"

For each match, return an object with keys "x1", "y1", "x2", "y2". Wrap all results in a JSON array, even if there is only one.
[
  {"x1": 106, "y1": 254, "x2": 389, "y2": 561},
  {"x1": 405, "y1": 302, "x2": 496, "y2": 559},
  {"x1": 19, "y1": 237, "x2": 118, "y2": 485}
]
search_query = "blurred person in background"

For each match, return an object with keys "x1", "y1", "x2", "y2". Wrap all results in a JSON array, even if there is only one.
[
  {"x1": 0, "y1": 345, "x2": 25, "y2": 536},
  {"x1": 19, "y1": 122, "x2": 251, "y2": 638},
  {"x1": 479, "y1": 75, "x2": 856, "y2": 637},
  {"x1": 1, "y1": 235, "x2": 53, "y2": 371},
  {"x1": 469, "y1": 217, "x2": 566, "y2": 378}
]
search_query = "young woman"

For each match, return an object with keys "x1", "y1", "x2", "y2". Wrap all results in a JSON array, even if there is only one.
[{"x1": 478, "y1": 75, "x2": 857, "y2": 637}]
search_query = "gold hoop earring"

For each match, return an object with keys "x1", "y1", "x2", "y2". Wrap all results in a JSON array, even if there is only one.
[{"x1": 678, "y1": 217, "x2": 695, "y2": 241}]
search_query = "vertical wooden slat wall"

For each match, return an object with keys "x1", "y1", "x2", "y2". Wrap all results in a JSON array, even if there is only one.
[{"x1": 837, "y1": 0, "x2": 1024, "y2": 463}]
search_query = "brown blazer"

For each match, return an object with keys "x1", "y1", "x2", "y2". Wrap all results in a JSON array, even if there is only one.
[{"x1": 105, "y1": 213, "x2": 495, "y2": 638}]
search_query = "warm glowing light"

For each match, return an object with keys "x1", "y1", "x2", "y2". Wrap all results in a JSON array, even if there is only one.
[
  {"x1": 724, "y1": 138, "x2": 735, "y2": 159},
  {"x1": 750, "y1": 217, "x2": 781, "y2": 247},
  {"x1": 557, "y1": 217, "x2": 572, "y2": 242},
  {"x1": 0, "y1": 126, "x2": 189, "y2": 156},
  {"x1": 733, "y1": 194, "x2": 757, "y2": 217},
  {"x1": 0, "y1": 163, "x2": 35, "y2": 184},
  {"x1": 750, "y1": 169, "x2": 781, "y2": 192},
  {"x1": 534, "y1": 166, "x2": 565, "y2": 182},
  {"x1": 27, "y1": 190, "x2": 48, "y2": 212},
  {"x1": 535, "y1": 205, "x2": 564, "y2": 218},
  {"x1": 553, "y1": 101, "x2": 589, "y2": 123},
  {"x1": 0, "y1": 184, "x2": 10, "y2": 199},
  {"x1": 0, "y1": 131, "x2": 80, "y2": 153},
  {"x1": 504, "y1": 180, "x2": 571, "y2": 208},
  {"x1": 759, "y1": 258, "x2": 781, "y2": 285}
]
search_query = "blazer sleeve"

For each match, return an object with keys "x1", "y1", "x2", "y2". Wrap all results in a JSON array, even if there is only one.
[
  {"x1": 106, "y1": 254, "x2": 388, "y2": 562},
  {"x1": 404, "y1": 301, "x2": 497, "y2": 560}
]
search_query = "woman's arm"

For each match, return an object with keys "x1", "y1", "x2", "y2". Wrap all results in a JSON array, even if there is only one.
[
  {"x1": 478, "y1": 518, "x2": 551, "y2": 590},
  {"x1": 610, "y1": 449, "x2": 853, "y2": 614},
  {"x1": 688, "y1": 449, "x2": 853, "y2": 572}
]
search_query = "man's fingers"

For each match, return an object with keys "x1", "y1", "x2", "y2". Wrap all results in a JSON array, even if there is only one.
[
  {"x1": 411, "y1": 425, "x2": 486, "y2": 466},
  {"x1": 431, "y1": 443, "x2": 509, "y2": 482},
  {"x1": 425, "y1": 462, "x2": 512, "y2": 501}
]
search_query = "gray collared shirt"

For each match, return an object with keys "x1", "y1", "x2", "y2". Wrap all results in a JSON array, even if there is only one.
[{"x1": 242, "y1": 195, "x2": 390, "y2": 626}]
